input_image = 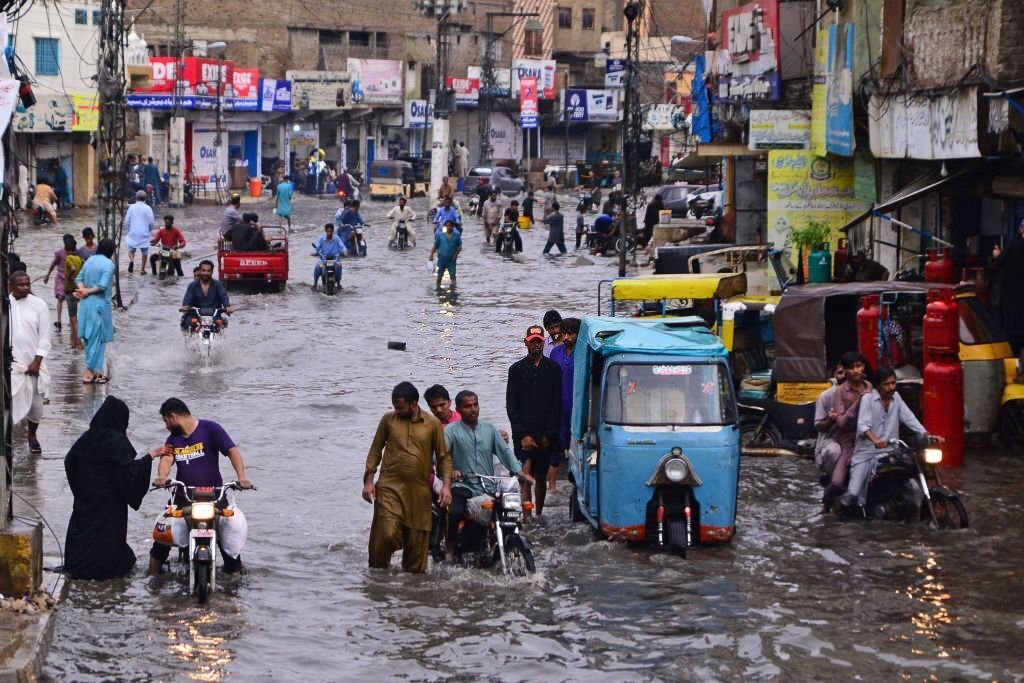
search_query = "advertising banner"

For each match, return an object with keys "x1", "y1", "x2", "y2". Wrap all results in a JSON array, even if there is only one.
[
  {"x1": 565, "y1": 89, "x2": 588, "y2": 122},
  {"x1": 643, "y1": 104, "x2": 686, "y2": 131},
  {"x1": 71, "y1": 94, "x2": 99, "y2": 131},
  {"x1": 259, "y1": 79, "x2": 292, "y2": 112},
  {"x1": 868, "y1": 88, "x2": 980, "y2": 160},
  {"x1": 191, "y1": 129, "x2": 228, "y2": 186},
  {"x1": 826, "y1": 23, "x2": 855, "y2": 156},
  {"x1": 519, "y1": 76, "x2": 539, "y2": 128},
  {"x1": 718, "y1": 0, "x2": 781, "y2": 100},
  {"x1": 810, "y1": 28, "x2": 828, "y2": 156},
  {"x1": 446, "y1": 76, "x2": 480, "y2": 107},
  {"x1": 565, "y1": 89, "x2": 619, "y2": 122},
  {"x1": 748, "y1": 109, "x2": 810, "y2": 150},
  {"x1": 767, "y1": 151, "x2": 867, "y2": 257},
  {"x1": 512, "y1": 59, "x2": 557, "y2": 99},
  {"x1": 605, "y1": 58, "x2": 626, "y2": 89},
  {"x1": 287, "y1": 70, "x2": 351, "y2": 110},
  {"x1": 148, "y1": 57, "x2": 179, "y2": 92},
  {"x1": 228, "y1": 68, "x2": 259, "y2": 111},
  {"x1": 490, "y1": 114, "x2": 521, "y2": 159},
  {"x1": 468, "y1": 66, "x2": 511, "y2": 97},
  {"x1": 347, "y1": 59, "x2": 403, "y2": 105},
  {"x1": 405, "y1": 99, "x2": 432, "y2": 129},
  {"x1": 0, "y1": 79, "x2": 18, "y2": 180},
  {"x1": 13, "y1": 95, "x2": 73, "y2": 132}
]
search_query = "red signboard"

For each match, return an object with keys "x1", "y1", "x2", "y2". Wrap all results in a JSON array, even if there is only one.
[
  {"x1": 232, "y1": 68, "x2": 259, "y2": 99},
  {"x1": 719, "y1": 0, "x2": 782, "y2": 100}
]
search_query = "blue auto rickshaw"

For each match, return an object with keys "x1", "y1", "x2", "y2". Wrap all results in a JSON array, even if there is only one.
[{"x1": 568, "y1": 316, "x2": 741, "y2": 555}]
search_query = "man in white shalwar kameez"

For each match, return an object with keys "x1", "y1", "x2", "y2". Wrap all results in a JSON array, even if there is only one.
[{"x1": 9, "y1": 271, "x2": 51, "y2": 453}]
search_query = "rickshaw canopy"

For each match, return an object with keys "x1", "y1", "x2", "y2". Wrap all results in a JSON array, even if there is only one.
[
  {"x1": 610, "y1": 273, "x2": 748, "y2": 303},
  {"x1": 579, "y1": 316, "x2": 729, "y2": 359}
]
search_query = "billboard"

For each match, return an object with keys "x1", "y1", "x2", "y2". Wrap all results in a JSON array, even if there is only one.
[
  {"x1": 347, "y1": 59, "x2": 403, "y2": 105},
  {"x1": 718, "y1": 0, "x2": 782, "y2": 100},
  {"x1": 228, "y1": 68, "x2": 260, "y2": 111},
  {"x1": 259, "y1": 79, "x2": 292, "y2": 112},
  {"x1": 71, "y1": 94, "x2": 99, "y2": 131},
  {"x1": 13, "y1": 96, "x2": 73, "y2": 132},
  {"x1": 468, "y1": 66, "x2": 511, "y2": 97},
  {"x1": 519, "y1": 76, "x2": 538, "y2": 128},
  {"x1": 564, "y1": 89, "x2": 620, "y2": 122},
  {"x1": 748, "y1": 109, "x2": 810, "y2": 150},
  {"x1": 825, "y1": 23, "x2": 855, "y2": 156},
  {"x1": 446, "y1": 76, "x2": 480, "y2": 107},
  {"x1": 191, "y1": 129, "x2": 228, "y2": 186},
  {"x1": 287, "y1": 70, "x2": 351, "y2": 110},
  {"x1": 605, "y1": 59, "x2": 626, "y2": 89},
  {"x1": 405, "y1": 99, "x2": 434, "y2": 129},
  {"x1": 512, "y1": 59, "x2": 557, "y2": 99}
]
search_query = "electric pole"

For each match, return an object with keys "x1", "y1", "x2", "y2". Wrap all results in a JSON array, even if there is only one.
[
  {"x1": 96, "y1": 0, "x2": 129, "y2": 307},
  {"x1": 415, "y1": 0, "x2": 464, "y2": 200},
  {"x1": 620, "y1": 0, "x2": 645, "y2": 277},
  {"x1": 168, "y1": 0, "x2": 186, "y2": 208}
]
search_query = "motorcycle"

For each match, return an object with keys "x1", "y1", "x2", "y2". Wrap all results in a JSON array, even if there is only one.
[
  {"x1": 391, "y1": 220, "x2": 412, "y2": 251},
  {"x1": 577, "y1": 188, "x2": 594, "y2": 212},
  {"x1": 312, "y1": 243, "x2": 341, "y2": 295},
  {"x1": 352, "y1": 225, "x2": 368, "y2": 257},
  {"x1": 145, "y1": 183, "x2": 156, "y2": 206},
  {"x1": 467, "y1": 195, "x2": 479, "y2": 212},
  {"x1": 588, "y1": 223, "x2": 637, "y2": 256},
  {"x1": 151, "y1": 479, "x2": 255, "y2": 604},
  {"x1": 32, "y1": 205, "x2": 52, "y2": 226},
  {"x1": 495, "y1": 222, "x2": 518, "y2": 255},
  {"x1": 185, "y1": 306, "x2": 226, "y2": 357},
  {"x1": 832, "y1": 439, "x2": 968, "y2": 528},
  {"x1": 429, "y1": 474, "x2": 536, "y2": 577},
  {"x1": 156, "y1": 246, "x2": 175, "y2": 280}
]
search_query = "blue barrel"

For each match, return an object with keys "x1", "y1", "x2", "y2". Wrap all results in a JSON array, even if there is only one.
[{"x1": 456, "y1": 177, "x2": 465, "y2": 192}]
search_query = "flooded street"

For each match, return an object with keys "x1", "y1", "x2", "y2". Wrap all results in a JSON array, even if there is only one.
[{"x1": 9, "y1": 194, "x2": 1024, "y2": 680}]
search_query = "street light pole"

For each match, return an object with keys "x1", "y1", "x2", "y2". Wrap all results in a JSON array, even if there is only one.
[
  {"x1": 415, "y1": 0, "x2": 463, "y2": 200},
  {"x1": 620, "y1": 0, "x2": 643, "y2": 277}
]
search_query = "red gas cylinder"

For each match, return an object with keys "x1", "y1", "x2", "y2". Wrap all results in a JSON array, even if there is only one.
[
  {"x1": 923, "y1": 352, "x2": 965, "y2": 468},
  {"x1": 833, "y1": 238, "x2": 849, "y2": 281},
  {"x1": 924, "y1": 247, "x2": 956, "y2": 284},
  {"x1": 857, "y1": 294, "x2": 881, "y2": 370},
  {"x1": 922, "y1": 288, "x2": 959, "y2": 366}
]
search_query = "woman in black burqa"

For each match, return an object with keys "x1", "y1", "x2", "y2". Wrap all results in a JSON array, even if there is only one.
[{"x1": 64, "y1": 396, "x2": 169, "y2": 579}]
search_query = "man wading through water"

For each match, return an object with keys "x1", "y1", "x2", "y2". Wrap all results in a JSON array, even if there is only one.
[{"x1": 364, "y1": 382, "x2": 453, "y2": 573}]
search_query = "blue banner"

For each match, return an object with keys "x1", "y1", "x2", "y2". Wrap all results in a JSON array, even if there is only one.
[
  {"x1": 565, "y1": 89, "x2": 588, "y2": 122},
  {"x1": 825, "y1": 23, "x2": 855, "y2": 156},
  {"x1": 520, "y1": 114, "x2": 538, "y2": 129},
  {"x1": 605, "y1": 59, "x2": 626, "y2": 89}
]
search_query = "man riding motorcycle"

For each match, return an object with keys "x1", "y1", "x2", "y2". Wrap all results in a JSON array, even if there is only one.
[
  {"x1": 444, "y1": 389, "x2": 533, "y2": 561},
  {"x1": 432, "y1": 196, "x2": 461, "y2": 236},
  {"x1": 149, "y1": 214, "x2": 186, "y2": 276},
  {"x1": 180, "y1": 260, "x2": 232, "y2": 331},
  {"x1": 312, "y1": 223, "x2": 348, "y2": 290},
  {"x1": 335, "y1": 198, "x2": 365, "y2": 254},
  {"x1": 387, "y1": 196, "x2": 417, "y2": 248}
]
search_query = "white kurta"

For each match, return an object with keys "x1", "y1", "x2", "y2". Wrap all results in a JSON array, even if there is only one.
[{"x1": 9, "y1": 293, "x2": 51, "y2": 424}]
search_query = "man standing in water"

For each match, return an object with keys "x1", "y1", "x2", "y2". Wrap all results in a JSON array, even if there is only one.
[
  {"x1": 363, "y1": 382, "x2": 452, "y2": 573},
  {"x1": 9, "y1": 271, "x2": 51, "y2": 453},
  {"x1": 507, "y1": 325, "x2": 562, "y2": 519}
]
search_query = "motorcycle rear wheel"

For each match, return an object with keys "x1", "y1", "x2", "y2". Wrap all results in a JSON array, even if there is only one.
[
  {"x1": 927, "y1": 487, "x2": 969, "y2": 529},
  {"x1": 324, "y1": 275, "x2": 336, "y2": 296},
  {"x1": 195, "y1": 562, "x2": 210, "y2": 604},
  {"x1": 615, "y1": 234, "x2": 637, "y2": 255},
  {"x1": 503, "y1": 534, "x2": 535, "y2": 577}
]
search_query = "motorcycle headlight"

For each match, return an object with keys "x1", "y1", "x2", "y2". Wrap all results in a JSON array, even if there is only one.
[
  {"x1": 503, "y1": 494, "x2": 522, "y2": 510},
  {"x1": 664, "y1": 458, "x2": 688, "y2": 482},
  {"x1": 191, "y1": 502, "x2": 216, "y2": 521},
  {"x1": 923, "y1": 448, "x2": 943, "y2": 465}
]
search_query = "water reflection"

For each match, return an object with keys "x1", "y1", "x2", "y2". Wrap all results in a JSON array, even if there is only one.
[
  {"x1": 907, "y1": 552, "x2": 953, "y2": 655},
  {"x1": 167, "y1": 611, "x2": 233, "y2": 681}
]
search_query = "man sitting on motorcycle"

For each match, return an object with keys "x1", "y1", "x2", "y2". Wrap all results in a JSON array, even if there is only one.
[
  {"x1": 444, "y1": 390, "x2": 533, "y2": 561},
  {"x1": 32, "y1": 182, "x2": 60, "y2": 225},
  {"x1": 387, "y1": 196, "x2": 417, "y2": 248},
  {"x1": 589, "y1": 213, "x2": 615, "y2": 254},
  {"x1": 837, "y1": 366, "x2": 944, "y2": 512},
  {"x1": 335, "y1": 199, "x2": 365, "y2": 253},
  {"x1": 148, "y1": 214, "x2": 186, "y2": 276},
  {"x1": 179, "y1": 260, "x2": 233, "y2": 331},
  {"x1": 495, "y1": 206, "x2": 524, "y2": 253},
  {"x1": 433, "y1": 196, "x2": 461, "y2": 236},
  {"x1": 312, "y1": 223, "x2": 347, "y2": 290},
  {"x1": 149, "y1": 397, "x2": 254, "y2": 575}
]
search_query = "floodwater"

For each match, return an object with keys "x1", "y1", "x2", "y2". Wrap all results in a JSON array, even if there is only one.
[{"x1": 8, "y1": 193, "x2": 1024, "y2": 681}]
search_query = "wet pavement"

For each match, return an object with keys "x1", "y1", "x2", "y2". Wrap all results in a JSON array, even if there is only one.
[{"x1": 6, "y1": 193, "x2": 1024, "y2": 681}]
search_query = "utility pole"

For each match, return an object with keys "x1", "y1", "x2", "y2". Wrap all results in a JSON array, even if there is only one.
[
  {"x1": 213, "y1": 60, "x2": 226, "y2": 205},
  {"x1": 563, "y1": 71, "x2": 570, "y2": 190},
  {"x1": 168, "y1": 0, "x2": 186, "y2": 208},
  {"x1": 96, "y1": 0, "x2": 129, "y2": 307},
  {"x1": 415, "y1": 0, "x2": 464, "y2": 200},
  {"x1": 620, "y1": 0, "x2": 644, "y2": 277},
  {"x1": 479, "y1": 11, "x2": 538, "y2": 168}
]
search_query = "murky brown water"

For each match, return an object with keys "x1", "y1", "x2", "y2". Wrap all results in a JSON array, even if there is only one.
[{"x1": 8, "y1": 195, "x2": 1024, "y2": 680}]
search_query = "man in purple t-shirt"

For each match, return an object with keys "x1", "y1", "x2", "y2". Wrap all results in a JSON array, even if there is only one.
[{"x1": 148, "y1": 397, "x2": 253, "y2": 576}]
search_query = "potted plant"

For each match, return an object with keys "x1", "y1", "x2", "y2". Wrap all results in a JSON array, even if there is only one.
[{"x1": 789, "y1": 221, "x2": 833, "y2": 283}]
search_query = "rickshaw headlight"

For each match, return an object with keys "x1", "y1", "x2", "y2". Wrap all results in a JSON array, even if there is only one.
[
  {"x1": 923, "y1": 448, "x2": 943, "y2": 465},
  {"x1": 191, "y1": 502, "x2": 216, "y2": 521},
  {"x1": 664, "y1": 458, "x2": 688, "y2": 482}
]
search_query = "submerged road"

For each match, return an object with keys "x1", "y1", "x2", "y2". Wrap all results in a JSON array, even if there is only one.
[{"x1": 8, "y1": 193, "x2": 1024, "y2": 680}]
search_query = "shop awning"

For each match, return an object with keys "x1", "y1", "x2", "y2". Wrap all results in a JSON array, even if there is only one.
[{"x1": 839, "y1": 162, "x2": 984, "y2": 233}]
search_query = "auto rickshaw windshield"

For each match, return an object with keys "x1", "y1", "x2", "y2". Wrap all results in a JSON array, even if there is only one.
[{"x1": 602, "y1": 362, "x2": 737, "y2": 426}]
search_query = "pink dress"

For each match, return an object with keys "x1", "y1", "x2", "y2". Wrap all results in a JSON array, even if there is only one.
[{"x1": 49, "y1": 249, "x2": 68, "y2": 300}]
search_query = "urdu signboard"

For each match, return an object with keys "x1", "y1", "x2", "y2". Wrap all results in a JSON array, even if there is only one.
[{"x1": 287, "y1": 70, "x2": 351, "y2": 110}]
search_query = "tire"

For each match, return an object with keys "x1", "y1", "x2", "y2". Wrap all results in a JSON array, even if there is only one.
[
  {"x1": 616, "y1": 234, "x2": 637, "y2": 255},
  {"x1": 667, "y1": 518, "x2": 688, "y2": 557},
  {"x1": 569, "y1": 483, "x2": 584, "y2": 522},
  {"x1": 194, "y1": 562, "x2": 210, "y2": 604},
  {"x1": 503, "y1": 533, "x2": 536, "y2": 577},
  {"x1": 928, "y1": 487, "x2": 969, "y2": 529},
  {"x1": 739, "y1": 416, "x2": 782, "y2": 450},
  {"x1": 324, "y1": 274, "x2": 335, "y2": 296}
]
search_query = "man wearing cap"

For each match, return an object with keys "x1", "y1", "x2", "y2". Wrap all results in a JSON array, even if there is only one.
[
  {"x1": 506, "y1": 325, "x2": 562, "y2": 519},
  {"x1": 123, "y1": 190, "x2": 155, "y2": 274},
  {"x1": 219, "y1": 194, "x2": 243, "y2": 237}
]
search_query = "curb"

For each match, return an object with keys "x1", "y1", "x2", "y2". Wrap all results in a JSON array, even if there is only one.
[{"x1": 0, "y1": 575, "x2": 68, "y2": 683}]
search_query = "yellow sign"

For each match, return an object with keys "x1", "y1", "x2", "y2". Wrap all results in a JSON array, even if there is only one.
[
  {"x1": 810, "y1": 29, "x2": 828, "y2": 157},
  {"x1": 767, "y1": 150, "x2": 868, "y2": 256},
  {"x1": 71, "y1": 94, "x2": 99, "y2": 132}
]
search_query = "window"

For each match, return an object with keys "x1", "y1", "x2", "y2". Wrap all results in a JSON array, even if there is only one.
[
  {"x1": 74, "y1": 9, "x2": 87, "y2": 24},
  {"x1": 582, "y1": 8, "x2": 595, "y2": 30},
  {"x1": 603, "y1": 363, "x2": 737, "y2": 426},
  {"x1": 558, "y1": 7, "x2": 572, "y2": 29},
  {"x1": 524, "y1": 29, "x2": 543, "y2": 57},
  {"x1": 34, "y1": 38, "x2": 60, "y2": 76},
  {"x1": 93, "y1": 9, "x2": 102, "y2": 24}
]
